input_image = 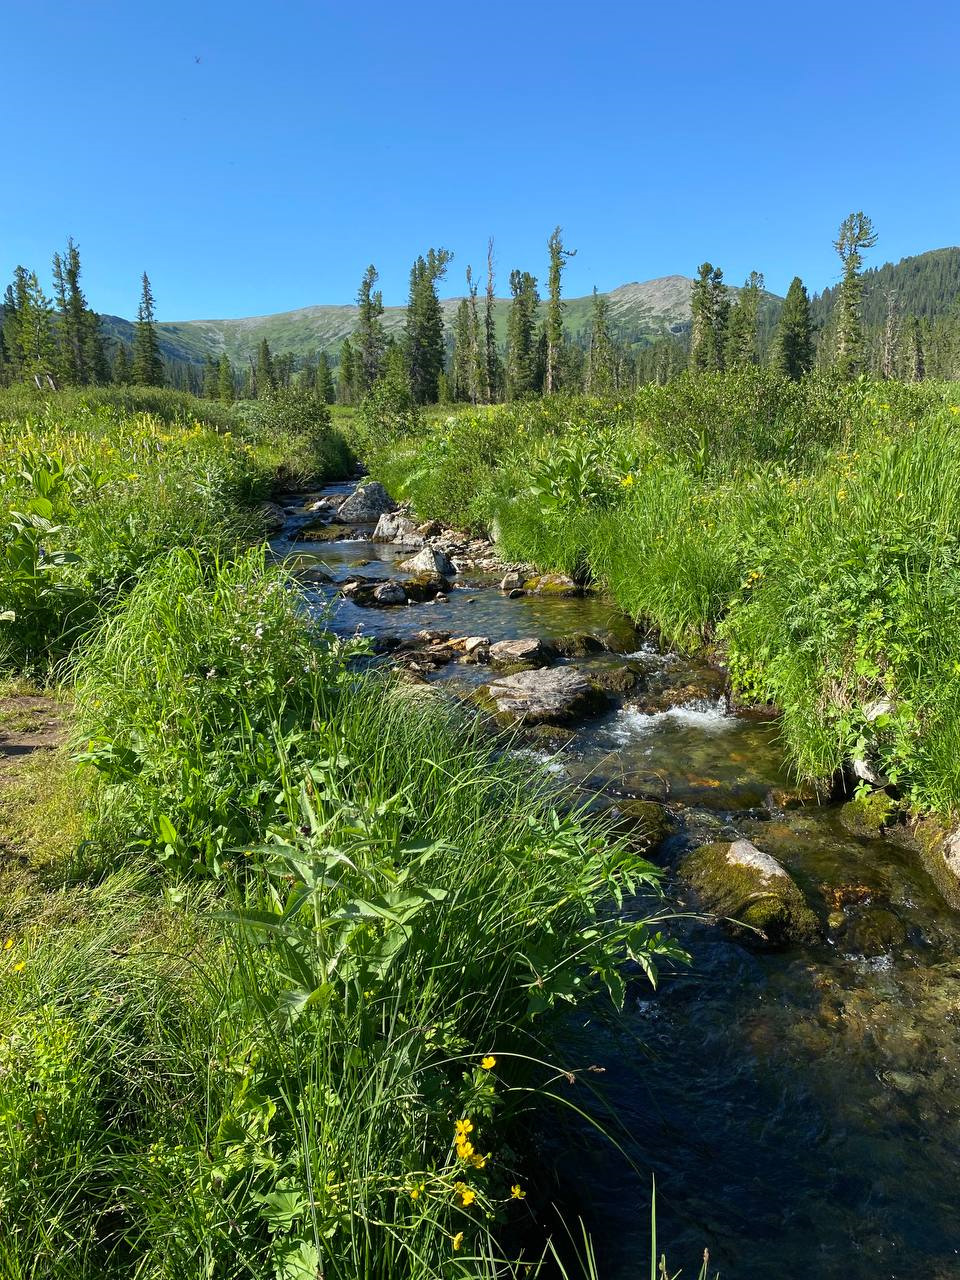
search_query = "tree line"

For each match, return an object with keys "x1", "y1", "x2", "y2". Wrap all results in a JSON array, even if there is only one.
[{"x1": 4, "y1": 214, "x2": 959, "y2": 401}]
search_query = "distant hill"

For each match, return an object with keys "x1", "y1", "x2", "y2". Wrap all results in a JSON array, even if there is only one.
[
  {"x1": 811, "y1": 247, "x2": 960, "y2": 328},
  {"x1": 97, "y1": 275, "x2": 717, "y2": 369}
]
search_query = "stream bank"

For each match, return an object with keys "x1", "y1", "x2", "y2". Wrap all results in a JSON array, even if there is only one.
[{"x1": 273, "y1": 478, "x2": 960, "y2": 1279}]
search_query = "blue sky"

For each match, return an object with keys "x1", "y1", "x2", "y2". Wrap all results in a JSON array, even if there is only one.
[{"x1": 2, "y1": 0, "x2": 958, "y2": 320}]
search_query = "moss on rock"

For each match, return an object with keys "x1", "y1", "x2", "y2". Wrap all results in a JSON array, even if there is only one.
[
  {"x1": 838, "y1": 789, "x2": 895, "y2": 838},
  {"x1": 679, "y1": 838, "x2": 819, "y2": 946}
]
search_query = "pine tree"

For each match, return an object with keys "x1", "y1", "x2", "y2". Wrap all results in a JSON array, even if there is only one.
[
  {"x1": 483, "y1": 238, "x2": 501, "y2": 402},
  {"x1": 316, "y1": 351, "x2": 335, "y2": 404},
  {"x1": 505, "y1": 269, "x2": 540, "y2": 400},
  {"x1": 905, "y1": 315, "x2": 925, "y2": 381},
  {"x1": 132, "y1": 272, "x2": 164, "y2": 386},
  {"x1": 218, "y1": 354, "x2": 234, "y2": 402},
  {"x1": 202, "y1": 355, "x2": 219, "y2": 398},
  {"x1": 6, "y1": 267, "x2": 56, "y2": 387},
  {"x1": 545, "y1": 226, "x2": 576, "y2": 394},
  {"x1": 586, "y1": 287, "x2": 615, "y2": 395},
  {"x1": 254, "y1": 338, "x2": 275, "y2": 397},
  {"x1": 725, "y1": 271, "x2": 763, "y2": 368},
  {"x1": 404, "y1": 247, "x2": 452, "y2": 404},
  {"x1": 771, "y1": 277, "x2": 814, "y2": 379},
  {"x1": 51, "y1": 238, "x2": 97, "y2": 385},
  {"x1": 833, "y1": 211, "x2": 878, "y2": 378},
  {"x1": 338, "y1": 336, "x2": 358, "y2": 404},
  {"x1": 112, "y1": 342, "x2": 131, "y2": 385},
  {"x1": 356, "y1": 265, "x2": 385, "y2": 394},
  {"x1": 465, "y1": 264, "x2": 485, "y2": 403},
  {"x1": 689, "y1": 263, "x2": 728, "y2": 371},
  {"x1": 452, "y1": 298, "x2": 473, "y2": 402}
]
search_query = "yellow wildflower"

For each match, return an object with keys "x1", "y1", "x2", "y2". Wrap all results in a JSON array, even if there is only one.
[
  {"x1": 12, "y1": 962, "x2": 25, "y2": 974},
  {"x1": 452, "y1": 1231, "x2": 464, "y2": 1251},
  {"x1": 620, "y1": 473, "x2": 635, "y2": 487},
  {"x1": 511, "y1": 1184, "x2": 526, "y2": 1200},
  {"x1": 470, "y1": 1152, "x2": 487, "y2": 1169},
  {"x1": 455, "y1": 1118, "x2": 474, "y2": 1136},
  {"x1": 455, "y1": 1181, "x2": 476, "y2": 1207},
  {"x1": 3, "y1": 938, "x2": 12, "y2": 950},
  {"x1": 480, "y1": 1055, "x2": 496, "y2": 1070},
  {"x1": 456, "y1": 1138, "x2": 475, "y2": 1161}
]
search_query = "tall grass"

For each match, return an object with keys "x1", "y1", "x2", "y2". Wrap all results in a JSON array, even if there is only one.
[{"x1": 0, "y1": 548, "x2": 678, "y2": 1277}]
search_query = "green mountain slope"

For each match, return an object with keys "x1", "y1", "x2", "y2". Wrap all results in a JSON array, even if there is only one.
[
  {"x1": 810, "y1": 247, "x2": 960, "y2": 328},
  {"x1": 99, "y1": 275, "x2": 705, "y2": 368}
]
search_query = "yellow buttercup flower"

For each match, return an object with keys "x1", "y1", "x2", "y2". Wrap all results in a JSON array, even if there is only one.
[
  {"x1": 455, "y1": 1118, "x2": 474, "y2": 1136},
  {"x1": 12, "y1": 962, "x2": 25, "y2": 973},
  {"x1": 452, "y1": 1231, "x2": 464, "y2": 1251},
  {"x1": 3, "y1": 938, "x2": 12, "y2": 950},
  {"x1": 469, "y1": 1152, "x2": 487, "y2": 1169},
  {"x1": 480, "y1": 1055, "x2": 496, "y2": 1070},
  {"x1": 511, "y1": 1184, "x2": 526, "y2": 1200},
  {"x1": 456, "y1": 1139, "x2": 475, "y2": 1161},
  {"x1": 455, "y1": 1181, "x2": 476, "y2": 1207},
  {"x1": 620, "y1": 473, "x2": 635, "y2": 487}
]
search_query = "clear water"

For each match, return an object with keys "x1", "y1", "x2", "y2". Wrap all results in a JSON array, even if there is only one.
[{"x1": 275, "y1": 486, "x2": 960, "y2": 1280}]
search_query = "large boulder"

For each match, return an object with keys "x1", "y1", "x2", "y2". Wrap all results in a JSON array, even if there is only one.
[
  {"x1": 678, "y1": 838, "x2": 819, "y2": 946},
  {"x1": 488, "y1": 637, "x2": 554, "y2": 669},
  {"x1": 372, "y1": 512, "x2": 423, "y2": 544},
  {"x1": 371, "y1": 582, "x2": 408, "y2": 607},
  {"x1": 339, "y1": 482, "x2": 396, "y2": 522},
  {"x1": 483, "y1": 667, "x2": 609, "y2": 726},
  {"x1": 399, "y1": 546, "x2": 458, "y2": 577},
  {"x1": 259, "y1": 501, "x2": 287, "y2": 532}
]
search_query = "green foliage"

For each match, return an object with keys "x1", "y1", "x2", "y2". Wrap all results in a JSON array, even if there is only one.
[{"x1": 132, "y1": 272, "x2": 164, "y2": 387}]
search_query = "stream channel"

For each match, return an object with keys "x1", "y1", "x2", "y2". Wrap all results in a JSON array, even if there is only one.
[{"x1": 271, "y1": 480, "x2": 960, "y2": 1280}]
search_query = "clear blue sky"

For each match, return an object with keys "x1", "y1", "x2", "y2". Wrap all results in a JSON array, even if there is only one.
[{"x1": 3, "y1": 0, "x2": 958, "y2": 320}]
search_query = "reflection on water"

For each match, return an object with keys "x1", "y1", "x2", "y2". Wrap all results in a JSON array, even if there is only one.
[{"x1": 275, "y1": 486, "x2": 960, "y2": 1280}]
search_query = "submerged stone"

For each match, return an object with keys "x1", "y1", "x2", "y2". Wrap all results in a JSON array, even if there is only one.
[
  {"x1": 678, "y1": 838, "x2": 819, "y2": 946},
  {"x1": 554, "y1": 633, "x2": 606, "y2": 658},
  {"x1": 838, "y1": 789, "x2": 895, "y2": 838}
]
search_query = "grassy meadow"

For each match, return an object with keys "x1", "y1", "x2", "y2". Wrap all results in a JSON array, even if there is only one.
[
  {"x1": 356, "y1": 369, "x2": 960, "y2": 817},
  {"x1": 0, "y1": 385, "x2": 676, "y2": 1278}
]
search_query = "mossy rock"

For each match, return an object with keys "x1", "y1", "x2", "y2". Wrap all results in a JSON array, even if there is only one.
[
  {"x1": 678, "y1": 838, "x2": 819, "y2": 946},
  {"x1": 765, "y1": 778, "x2": 831, "y2": 811},
  {"x1": 589, "y1": 664, "x2": 642, "y2": 695},
  {"x1": 913, "y1": 817, "x2": 960, "y2": 909},
  {"x1": 403, "y1": 573, "x2": 451, "y2": 603},
  {"x1": 611, "y1": 798, "x2": 672, "y2": 851},
  {"x1": 838, "y1": 790, "x2": 895, "y2": 838},
  {"x1": 554, "y1": 633, "x2": 606, "y2": 658},
  {"x1": 523, "y1": 573, "x2": 583, "y2": 597},
  {"x1": 296, "y1": 521, "x2": 355, "y2": 542},
  {"x1": 521, "y1": 724, "x2": 577, "y2": 749}
]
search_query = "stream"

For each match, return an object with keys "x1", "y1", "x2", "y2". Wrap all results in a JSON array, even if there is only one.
[{"x1": 272, "y1": 482, "x2": 960, "y2": 1280}]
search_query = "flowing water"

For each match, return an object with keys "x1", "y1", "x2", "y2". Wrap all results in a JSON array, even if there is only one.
[{"x1": 273, "y1": 486, "x2": 960, "y2": 1280}]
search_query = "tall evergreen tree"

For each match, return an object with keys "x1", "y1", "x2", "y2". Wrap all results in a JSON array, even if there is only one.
[
  {"x1": 483, "y1": 238, "x2": 501, "y2": 402},
  {"x1": 356, "y1": 265, "x2": 386, "y2": 394},
  {"x1": 905, "y1": 315, "x2": 926, "y2": 381},
  {"x1": 465, "y1": 264, "x2": 486, "y2": 404},
  {"x1": 132, "y1": 272, "x2": 164, "y2": 386},
  {"x1": 218, "y1": 354, "x2": 234, "y2": 402},
  {"x1": 316, "y1": 351, "x2": 335, "y2": 404},
  {"x1": 833, "y1": 211, "x2": 878, "y2": 378},
  {"x1": 112, "y1": 342, "x2": 132, "y2": 385},
  {"x1": 254, "y1": 338, "x2": 275, "y2": 397},
  {"x1": 338, "y1": 336, "x2": 358, "y2": 404},
  {"x1": 505, "y1": 269, "x2": 540, "y2": 400},
  {"x1": 404, "y1": 247, "x2": 452, "y2": 404},
  {"x1": 202, "y1": 355, "x2": 219, "y2": 398},
  {"x1": 586, "y1": 287, "x2": 615, "y2": 395},
  {"x1": 51, "y1": 238, "x2": 102, "y2": 385},
  {"x1": 725, "y1": 271, "x2": 764, "y2": 368},
  {"x1": 6, "y1": 267, "x2": 56, "y2": 386},
  {"x1": 689, "y1": 263, "x2": 728, "y2": 371},
  {"x1": 771, "y1": 276, "x2": 814, "y2": 379},
  {"x1": 452, "y1": 298, "x2": 474, "y2": 402},
  {"x1": 544, "y1": 226, "x2": 576, "y2": 394}
]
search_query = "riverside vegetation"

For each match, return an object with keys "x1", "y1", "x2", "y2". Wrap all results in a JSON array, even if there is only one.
[
  {"x1": 0, "y1": 384, "x2": 681, "y2": 1279},
  {"x1": 357, "y1": 368, "x2": 960, "y2": 823}
]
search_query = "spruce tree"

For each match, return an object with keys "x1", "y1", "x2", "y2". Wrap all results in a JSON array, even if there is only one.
[
  {"x1": 7, "y1": 267, "x2": 56, "y2": 387},
  {"x1": 725, "y1": 271, "x2": 763, "y2": 368},
  {"x1": 338, "y1": 336, "x2": 357, "y2": 404},
  {"x1": 112, "y1": 342, "x2": 131, "y2": 385},
  {"x1": 51, "y1": 238, "x2": 98, "y2": 385},
  {"x1": 483, "y1": 238, "x2": 502, "y2": 402},
  {"x1": 833, "y1": 211, "x2": 878, "y2": 378},
  {"x1": 202, "y1": 355, "x2": 219, "y2": 398},
  {"x1": 356, "y1": 265, "x2": 385, "y2": 394},
  {"x1": 254, "y1": 338, "x2": 275, "y2": 397},
  {"x1": 404, "y1": 247, "x2": 452, "y2": 404},
  {"x1": 771, "y1": 277, "x2": 814, "y2": 379},
  {"x1": 218, "y1": 354, "x2": 234, "y2": 402},
  {"x1": 316, "y1": 351, "x2": 335, "y2": 404},
  {"x1": 586, "y1": 287, "x2": 615, "y2": 395},
  {"x1": 132, "y1": 272, "x2": 164, "y2": 386},
  {"x1": 689, "y1": 263, "x2": 728, "y2": 371},
  {"x1": 465, "y1": 265, "x2": 485, "y2": 403},
  {"x1": 545, "y1": 226, "x2": 576, "y2": 394},
  {"x1": 452, "y1": 298, "x2": 474, "y2": 402},
  {"x1": 505, "y1": 269, "x2": 540, "y2": 399}
]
